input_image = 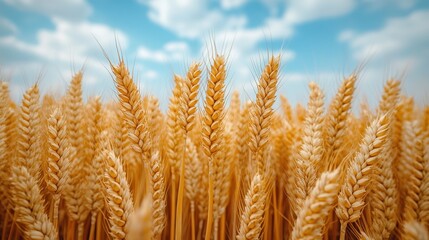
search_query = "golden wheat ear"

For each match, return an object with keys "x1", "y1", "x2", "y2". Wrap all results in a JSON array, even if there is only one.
[
  {"x1": 10, "y1": 165, "x2": 58, "y2": 239},
  {"x1": 336, "y1": 114, "x2": 390, "y2": 240},
  {"x1": 237, "y1": 173, "x2": 267, "y2": 240},
  {"x1": 291, "y1": 170, "x2": 341, "y2": 240},
  {"x1": 202, "y1": 54, "x2": 227, "y2": 239},
  {"x1": 249, "y1": 54, "x2": 280, "y2": 174},
  {"x1": 104, "y1": 150, "x2": 134, "y2": 240}
]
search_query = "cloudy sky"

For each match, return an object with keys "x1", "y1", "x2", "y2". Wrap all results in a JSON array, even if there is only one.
[{"x1": 0, "y1": 0, "x2": 428, "y2": 109}]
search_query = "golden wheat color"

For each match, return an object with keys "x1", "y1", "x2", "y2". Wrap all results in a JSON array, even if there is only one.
[{"x1": 0, "y1": 50, "x2": 428, "y2": 240}]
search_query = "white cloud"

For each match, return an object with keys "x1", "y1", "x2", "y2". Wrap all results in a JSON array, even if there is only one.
[
  {"x1": 143, "y1": 70, "x2": 158, "y2": 79},
  {"x1": 0, "y1": 18, "x2": 129, "y2": 101},
  {"x1": 1, "y1": 18, "x2": 127, "y2": 62},
  {"x1": 0, "y1": 17, "x2": 18, "y2": 34},
  {"x1": 137, "y1": 41, "x2": 190, "y2": 62},
  {"x1": 138, "y1": 0, "x2": 247, "y2": 39},
  {"x1": 340, "y1": 10, "x2": 429, "y2": 105},
  {"x1": 3, "y1": 0, "x2": 92, "y2": 21},
  {"x1": 138, "y1": 0, "x2": 358, "y2": 94},
  {"x1": 221, "y1": 0, "x2": 247, "y2": 9},
  {"x1": 282, "y1": 0, "x2": 356, "y2": 24},
  {"x1": 362, "y1": 0, "x2": 416, "y2": 10}
]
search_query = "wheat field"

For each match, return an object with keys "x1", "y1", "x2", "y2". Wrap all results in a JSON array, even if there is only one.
[{"x1": 0, "y1": 53, "x2": 428, "y2": 240}]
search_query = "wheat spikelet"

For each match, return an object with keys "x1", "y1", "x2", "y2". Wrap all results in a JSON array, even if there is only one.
[
  {"x1": 147, "y1": 151, "x2": 166, "y2": 239},
  {"x1": 63, "y1": 147, "x2": 81, "y2": 221},
  {"x1": 10, "y1": 165, "x2": 57, "y2": 239},
  {"x1": 65, "y1": 71, "x2": 84, "y2": 151},
  {"x1": 46, "y1": 108, "x2": 71, "y2": 194},
  {"x1": 237, "y1": 174, "x2": 266, "y2": 240},
  {"x1": 166, "y1": 74, "x2": 184, "y2": 180},
  {"x1": 174, "y1": 62, "x2": 201, "y2": 239},
  {"x1": 146, "y1": 96, "x2": 163, "y2": 144},
  {"x1": 378, "y1": 79, "x2": 401, "y2": 115},
  {"x1": 292, "y1": 82, "x2": 324, "y2": 216},
  {"x1": 184, "y1": 138, "x2": 201, "y2": 208},
  {"x1": 17, "y1": 83, "x2": 41, "y2": 178},
  {"x1": 291, "y1": 170, "x2": 341, "y2": 240},
  {"x1": 111, "y1": 60, "x2": 152, "y2": 163},
  {"x1": 366, "y1": 140, "x2": 398, "y2": 239},
  {"x1": 418, "y1": 132, "x2": 429, "y2": 228},
  {"x1": 336, "y1": 114, "x2": 390, "y2": 239},
  {"x1": 46, "y1": 107, "x2": 72, "y2": 229},
  {"x1": 249, "y1": 55, "x2": 280, "y2": 173},
  {"x1": 202, "y1": 54, "x2": 227, "y2": 238},
  {"x1": 104, "y1": 150, "x2": 134, "y2": 240},
  {"x1": 402, "y1": 120, "x2": 425, "y2": 223},
  {"x1": 83, "y1": 97, "x2": 105, "y2": 223},
  {"x1": 181, "y1": 62, "x2": 202, "y2": 133},
  {"x1": 324, "y1": 75, "x2": 356, "y2": 164}
]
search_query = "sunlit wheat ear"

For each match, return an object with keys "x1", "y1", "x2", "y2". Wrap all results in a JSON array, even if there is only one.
[
  {"x1": 418, "y1": 132, "x2": 429, "y2": 229},
  {"x1": 237, "y1": 174, "x2": 267, "y2": 240},
  {"x1": 336, "y1": 114, "x2": 390, "y2": 240},
  {"x1": 104, "y1": 150, "x2": 134, "y2": 240},
  {"x1": 10, "y1": 166, "x2": 57, "y2": 239},
  {"x1": 65, "y1": 71, "x2": 84, "y2": 151},
  {"x1": 366, "y1": 139, "x2": 398, "y2": 239},
  {"x1": 202, "y1": 54, "x2": 227, "y2": 239},
  {"x1": 292, "y1": 81, "x2": 324, "y2": 217},
  {"x1": 182, "y1": 62, "x2": 202, "y2": 133},
  {"x1": 111, "y1": 60, "x2": 152, "y2": 163},
  {"x1": 324, "y1": 74, "x2": 356, "y2": 165},
  {"x1": 46, "y1": 107, "x2": 72, "y2": 229},
  {"x1": 291, "y1": 170, "x2": 341, "y2": 240},
  {"x1": 84, "y1": 97, "x2": 105, "y2": 227},
  {"x1": 17, "y1": 83, "x2": 41, "y2": 178},
  {"x1": 146, "y1": 96, "x2": 163, "y2": 143},
  {"x1": 402, "y1": 120, "x2": 425, "y2": 223},
  {"x1": 46, "y1": 108, "x2": 71, "y2": 193},
  {"x1": 402, "y1": 221, "x2": 429, "y2": 240},
  {"x1": 378, "y1": 79, "x2": 401, "y2": 115},
  {"x1": 249, "y1": 54, "x2": 280, "y2": 174},
  {"x1": 148, "y1": 151, "x2": 166, "y2": 239},
  {"x1": 173, "y1": 62, "x2": 202, "y2": 239},
  {"x1": 184, "y1": 138, "x2": 202, "y2": 209},
  {"x1": 166, "y1": 74, "x2": 183, "y2": 180}
]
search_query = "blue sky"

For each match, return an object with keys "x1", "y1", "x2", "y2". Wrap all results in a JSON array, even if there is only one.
[{"x1": 0, "y1": 0, "x2": 428, "y2": 109}]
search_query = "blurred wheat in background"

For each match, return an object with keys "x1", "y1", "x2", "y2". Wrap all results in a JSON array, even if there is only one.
[{"x1": 0, "y1": 49, "x2": 428, "y2": 240}]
